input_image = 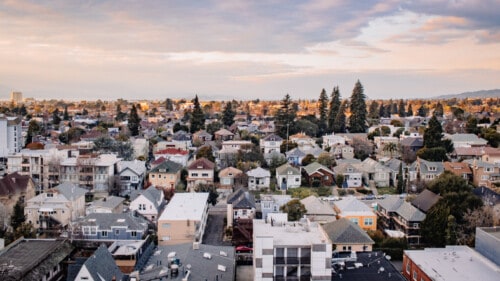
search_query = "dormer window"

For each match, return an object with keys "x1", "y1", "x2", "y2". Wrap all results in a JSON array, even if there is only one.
[{"x1": 428, "y1": 166, "x2": 437, "y2": 171}]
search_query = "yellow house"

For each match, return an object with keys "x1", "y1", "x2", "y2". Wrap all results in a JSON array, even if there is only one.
[
  {"x1": 333, "y1": 197, "x2": 377, "y2": 231},
  {"x1": 148, "y1": 160, "x2": 182, "y2": 191}
]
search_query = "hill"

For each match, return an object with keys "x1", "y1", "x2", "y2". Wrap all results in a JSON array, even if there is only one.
[{"x1": 434, "y1": 89, "x2": 500, "y2": 99}]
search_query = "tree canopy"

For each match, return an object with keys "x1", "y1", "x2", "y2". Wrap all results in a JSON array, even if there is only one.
[{"x1": 280, "y1": 199, "x2": 307, "y2": 221}]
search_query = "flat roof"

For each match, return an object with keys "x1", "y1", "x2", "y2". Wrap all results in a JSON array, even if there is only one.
[
  {"x1": 253, "y1": 219, "x2": 330, "y2": 246},
  {"x1": 331, "y1": 251, "x2": 405, "y2": 281},
  {"x1": 405, "y1": 246, "x2": 500, "y2": 281},
  {"x1": 158, "y1": 192, "x2": 209, "y2": 221}
]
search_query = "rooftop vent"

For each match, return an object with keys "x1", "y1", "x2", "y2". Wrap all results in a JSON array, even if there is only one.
[{"x1": 203, "y1": 252, "x2": 212, "y2": 259}]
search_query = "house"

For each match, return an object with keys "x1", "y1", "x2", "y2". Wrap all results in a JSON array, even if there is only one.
[
  {"x1": 322, "y1": 218, "x2": 374, "y2": 252},
  {"x1": 260, "y1": 133, "x2": 283, "y2": 155},
  {"x1": 0, "y1": 172, "x2": 35, "y2": 227},
  {"x1": 148, "y1": 160, "x2": 183, "y2": 191},
  {"x1": 72, "y1": 212, "x2": 149, "y2": 240},
  {"x1": 481, "y1": 146, "x2": 500, "y2": 164},
  {"x1": 171, "y1": 130, "x2": 192, "y2": 150},
  {"x1": 153, "y1": 148, "x2": 189, "y2": 166},
  {"x1": 275, "y1": 163, "x2": 301, "y2": 190},
  {"x1": 260, "y1": 194, "x2": 291, "y2": 220},
  {"x1": 330, "y1": 143, "x2": 354, "y2": 159},
  {"x1": 443, "y1": 161, "x2": 473, "y2": 181},
  {"x1": 410, "y1": 189, "x2": 441, "y2": 214},
  {"x1": 285, "y1": 147, "x2": 306, "y2": 166},
  {"x1": 333, "y1": 162, "x2": 363, "y2": 188},
  {"x1": 322, "y1": 133, "x2": 346, "y2": 150},
  {"x1": 475, "y1": 227, "x2": 500, "y2": 266},
  {"x1": 246, "y1": 167, "x2": 271, "y2": 190},
  {"x1": 116, "y1": 160, "x2": 146, "y2": 196},
  {"x1": 186, "y1": 158, "x2": 215, "y2": 191},
  {"x1": 289, "y1": 132, "x2": 318, "y2": 151},
  {"x1": 73, "y1": 244, "x2": 124, "y2": 281},
  {"x1": 135, "y1": 243, "x2": 235, "y2": 281},
  {"x1": 253, "y1": 218, "x2": 332, "y2": 281},
  {"x1": 129, "y1": 185, "x2": 165, "y2": 222},
  {"x1": 357, "y1": 158, "x2": 392, "y2": 187},
  {"x1": 85, "y1": 195, "x2": 125, "y2": 215},
  {"x1": 130, "y1": 137, "x2": 149, "y2": 159},
  {"x1": 377, "y1": 196, "x2": 426, "y2": 245},
  {"x1": 218, "y1": 166, "x2": 243, "y2": 190},
  {"x1": 0, "y1": 239, "x2": 74, "y2": 281},
  {"x1": 400, "y1": 137, "x2": 423, "y2": 161},
  {"x1": 410, "y1": 158, "x2": 444, "y2": 183},
  {"x1": 330, "y1": 251, "x2": 405, "y2": 281},
  {"x1": 300, "y1": 195, "x2": 336, "y2": 224},
  {"x1": 108, "y1": 238, "x2": 155, "y2": 274},
  {"x1": 444, "y1": 133, "x2": 488, "y2": 148},
  {"x1": 221, "y1": 140, "x2": 253, "y2": 151},
  {"x1": 227, "y1": 188, "x2": 256, "y2": 227},
  {"x1": 192, "y1": 129, "x2": 212, "y2": 144},
  {"x1": 467, "y1": 159, "x2": 500, "y2": 189},
  {"x1": 157, "y1": 192, "x2": 209, "y2": 245},
  {"x1": 381, "y1": 158, "x2": 407, "y2": 187},
  {"x1": 333, "y1": 197, "x2": 377, "y2": 231},
  {"x1": 452, "y1": 147, "x2": 486, "y2": 161},
  {"x1": 302, "y1": 162, "x2": 335, "y2": 187},
  {"x1": 214, "y1": 128, "x2": 235, "y2": 141},
  {"x1": 25, "y1": 182, "x2": 86, "y2": 230},
  {"x1": 402, "y1": 246, "x2": 498, "y2": 281}
]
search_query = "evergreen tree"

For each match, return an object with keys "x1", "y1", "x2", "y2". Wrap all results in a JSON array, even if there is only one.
[
  {"x1": 20, "y1": 104, "x2": 27, "y2": 116},
  {"x1": 417, "y1": 105, "x2": 428, "y2": 117},
  {"x1": 434, "y1": 102, "x2": 444, "y2": 117},
  {"x1": 348, "y1": 80, "x2": 368, "y2": 133},
  {"x1": 222, "y1": 101, "x2": 236, "y2": 127},
  {"x1": 390, "y1": 100, "x2": 398, "y2": 115},
  {"x1": 115, "y1": 104, "x2": 123, "y2": 121},
  {"x1": 398, "y1": 99, "x2": 406, "y2": 117},
  {"x1": 275, "y1": 94, "x2": 297, "y2": 138},
  {"x1": 333, "y1": 100, "x2": 347, "y2": 133},
  {"x1": 327, "y1": 86, "x2": 341, "y2": 133},
  {"x1": 165, "y1": 98, "x2": 174, "y2": 111},
  {"x1": 11, "y1": 199, "x2": 25, "y2": 231},
  {"x1": 378, "y1": 103, "x2": 386, "y2": 118},
  {"x1": 25, "y1": 119, "x2": 41, "y2": 146},
  {"x1": 423, "y1": 115, "x2": 443, "y2": 148},
  {"x1": 407, "y1": 103, "x2": 414, "y2": 116},
  {"x1": 396, "y1": 163, "x2": 404, "y2": 194},
  {"x1": 127, "y1": 104, "x2": 141, "y2": 136},
  {"x1": 318, "y1": 88, "x2": 328, "y2": 135},
  {"x1": 368, "y1": 100, "x2": 380, "y2": 120},
  {"x1": 465, "y1": 116, "x2": 480, "y2": 134},
  {"x1": 52, "y1": 108, "x2": 61, "y2": 125},
  {"x1": 190, "y1": 95, "x2": 205, "y2": 133},
  {"x1": 63, "y1": 105, "x2": 69, "y2": 120}
]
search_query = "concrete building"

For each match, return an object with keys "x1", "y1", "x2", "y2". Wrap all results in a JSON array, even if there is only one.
[
  {"x1": 0, "y1": 115, "x2": 22, "y2": 158},
  {"x1": 253, "y1": 218, "x2": 332, "y2": 281},
  {"x1": 475, "y1": 226, "x2": 500, "y2": 266},
  {"x1": 157, "y1": 192, "x2": 209, "y2": 245},
  {"x1": 10, "y1": 91, "x2": 22, "y2": 104}
]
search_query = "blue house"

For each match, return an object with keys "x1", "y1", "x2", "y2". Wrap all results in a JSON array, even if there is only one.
[{"x1": 74, "y1": 213, "x2": 149, "y2": 240}]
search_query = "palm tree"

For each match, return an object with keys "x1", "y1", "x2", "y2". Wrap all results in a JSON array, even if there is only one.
[{"x1": 383, "y1": 142, "x2": 398, "y2": 158}]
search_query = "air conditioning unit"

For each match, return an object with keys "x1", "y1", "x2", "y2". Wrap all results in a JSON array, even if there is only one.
[{"x1": 193, "y1": 241, "x2": 200, "y2": 250}]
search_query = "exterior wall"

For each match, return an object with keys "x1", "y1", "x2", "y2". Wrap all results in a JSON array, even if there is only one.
[
  {"x1": 343, "y1": 173, "x2": 363, "y2": 188},
  {"x1": 304, "y1": 170, "x2": 334, "y2": 187},
  {"x1": 149, "y1": 171, "x2": 180, "y2": 190},
  {"x1": 334, "y1": 244, "x2": 372, "y2": 252},
  {"x1": 157, "y1": 219, "x2": 199, "y2": 245},
  {"x1": 0, "y1": 118, "x2": 22, "y2": 158},
  {"x1": 248, "y1": 176, "x2": 270, "y2": 190},
  {"x1": 186, "y1": 168, "x2": 214, "y2": 190},
  {"x1": 119, "y1": 169, "x2": 143, "y2": 194},
  {"x1": 475, "y1": 227, "x2": 500, "y2": 266},
  {"x1": 130, "y1": 195, "x2": 159, "y2": 222},
  {"x1": 402, "y1": 254, "x2": 432, "y2": 281},
  {"x1": 25, "y1": 202, "x2": 71, "y2": 227},
  {"x1": 261, "y1": 140, "x2": 282, "y2": 155},
  {"x1": 80, "y1": 226, "x2": 144, "y2": 240},
  {"x1": 276, "y1": 173, "x2": 301, "y2": 190},
  {"x1": 338, "y1": 215, "x2": 377, "y2": 231}
]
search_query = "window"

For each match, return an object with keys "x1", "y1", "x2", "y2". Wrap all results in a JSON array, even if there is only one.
[
  {"x1": 202, "y1": 173, "x2": 209, "y2": 177},
  {"x1": 413, "y1": 270, "x2": 417, "y2": 281},
  {"x1": 131, "y1": 231, "x2": 137, "y2": 237},
  {"x1": 342, "y1": 246, "x2": 352, "y2": 251},
  {"x1": 364, "y1": 218, "x2": 373, "y2": 226},
  {"x1": 102, "y1": 231, "x2": 108, "y2": 237},
  {"x1": 162, "y1": 236, "x2": 171, "y2": 241},
  {"x1": 151, "y1": 175, "x2": 155, "y2": 178},
  {"x1": 481, "y1": 175, "x2": 489, "y2": 180},
  {"x1": 162, "y1": 223, "x2": 171, "y2": 228},
  {"x1": 350, "y1": 218, "x2": 359, "y2": 225},
  {"x1": 295, "y1": 178, "x2": 300, "y2": 182},
  {"x1": 115, "y1": 229, "x2": 120, "y2": 235},
  {"x1": 406, "y1": 262, "x2": 410, "y2": 273},
  {"x1": 191, "y1": 173, "x2": 198, "y2": 177}
]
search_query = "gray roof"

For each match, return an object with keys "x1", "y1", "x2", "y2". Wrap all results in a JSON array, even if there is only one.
[
  {"x1": 56, "y1": 182, "x2": 87, "y2": 201},
  {"x1": 302, "y1": 161, "x2": 334, "y2": 176},
  {"x1": 418, "y1": 159, "x2": 444, "y2": 174},
  {"x1": 139, "y1": 243, "x2": 235, "y2": 281},
  {"x1": 91, "y1": 196, "x2": 125, "y2": 209},
  {"x1": 382, "y1": 158, "x2": 406, "y2": 172},
  {"x1": 79, "y1": 213, "x2": 149, "y2": 231},
  {"x1": 285, "y1": 147, "x2": 306, "y2": 157},
  {"x1": 140, "y1": 186, "x2": 164, "y2": 210},
  {"x1": 263, "y1": 133, "x2": 282, "y2": 141},
  {"x1": 247, "y1": 167, "x2": 270, "y2": 177},
  {"x1": 118, "y1": 160, "x2": 146, "y2": 175},
  {"x1": 322, "y1": 218, "x2": 374, "y2": 244},
  {"x1": 379, "y1": 197, "x2": 426, "y2": 222},
  {"x1": 276, "y1": 163, "x2": 300, "y2": 176},
  {"x1": 227, "y1": 188, "x2": 256, "y2": 209},
  {"x1": 300, "y1": 195, "x2": 335, "y2": 216},
  {"x1": 150, "y1": 160, "x2": 183, "y2": 173},
  {"x1": 411, "y1": 189, "x2": 441, "y2": 213},
  {"x1": 81, "y1": 244, "x2": 123, "y2": 281},
  {"x1": 400, "y1": 137, "x2": 423, "y2": 147}
]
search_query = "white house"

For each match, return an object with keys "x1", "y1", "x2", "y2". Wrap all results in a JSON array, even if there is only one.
[
  {"x1": 322, "y1": 133, "x2": 346, "y2": 150},
  {"x1": 275, "y1": 163, "x2": 301, "y2": 190},
  {"x1": 116, "y1": 160, "x2": 146, "y2": 196},
  {"x1": 129, "y1": 185, "x2": 165, "y2": 222},
  {"x1": 74, "y1": 244, "x2": 123, "y2": 281},
  {"x1": 247, "y1": 167, "x2": 271, "y2": 190},
  {"x1": 260, "y1": 134, "x2": 283, "y2": 155}
]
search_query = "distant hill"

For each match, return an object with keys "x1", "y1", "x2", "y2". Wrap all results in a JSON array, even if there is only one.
[{"x1": 434, "y1": 89, "x2": 500, "y2": 99}]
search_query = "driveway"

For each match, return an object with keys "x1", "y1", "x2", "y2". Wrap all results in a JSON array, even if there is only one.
[{"x1": 202, "y1": 201, "x2": 231, "y2": 246}]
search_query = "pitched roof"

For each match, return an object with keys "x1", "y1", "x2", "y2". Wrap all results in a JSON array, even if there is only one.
[
  {"x1": 150, "y1": 160, "x2": 183, "y2": 173},
  {"x1": 90, "y1": 196, "x2": 125, "y2": 210},
  {"x1": 334, "y1": 197, "x2": 374, "y2": 216},
  {"x1": 154, "y1": 148, "x2": 189, "y2": 155},
  {"x1": 79, "y1": 213, "x2": 149, "y2": 231},
  {"x1": 379, "y1": 196, "x2": 425, "y2": 221},
  {"x1": 400, "y1": 137, "x2": 423, "y2": 147},
  {"x1": 0, "y1": 172, "x2": 32, "y2": 197},
  {"x1": 227, "y1": 188, "x2": 256, "y2": 209},
  {"x1": 276, "y1": 163, "x2": 301, "y2": 176},
  {"x1": 285, "y1": 147, "x2": 306, "y2": 157},
  {"x1": 300, "y1": 195, "x2": 335, "y2": 216},
  {"x1": 246, "y1": 167, "x2": 271, "y2": 177},
  {"x1": 263, "y1": 133, "x2": 283, "y2": 141},
  {"x1": 302, "y1": 162, "x2": 334, "y2": 176},
  {"x1": 443, "y1": 161, "x2": 472, "y2": 175},
  {"x1": 218, "y1": 166, "x2": 243, "y2": 177},
  {"x1": 137, "y1": 186, "x2": 164, "y2": 210},
  {"x1": 322, "y1": 218, "x2": 374, "y2": 244},
  {"x1": 117, "y1": 160, "x2": 146, "y2": 175},
  {"x1": 55, "y1": 182, "x2": 87, "y2": 201},
  {"x1": 411, "y1": 189, "x2": 441, "y2": 213},
  {"x1": 214, "y1": 128, "x2": 234, "y2": 136},
  {"x1": 81, "y1": 244, "x2": 123, "y2": 281},
  {"x1": 187, "y1": 157, "x2": 215, "y2": 170}
]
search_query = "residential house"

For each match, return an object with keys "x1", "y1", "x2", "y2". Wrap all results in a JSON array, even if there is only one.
[
  {"x1": 467, "y1": 159, "x2": 500, "y2": 189},
  {"x1": 322, "y1": 218, "x2": 374, "y2": 252},
  {"x1": 322, "y1": 133, "x2": 346, "y2": 150},
  {"x1": 300, "y1": 195, "x2": 336, "y2": 224},
  {"x1": 73, "y1": 244, "x2": 124, "y2": 281},
  {"x1": 410, "y1": 158, "x2": 444, "y2": 183},
  {"x1": 218, "y1": 166, "x2": 243, "y2": 190},
  {"x1": 381, "y1": 158, "x2": 407, "y2": 187},
  {"x1": 148, "y1": 160, "x2": 183, "y2": 191},
  {"x1": 443, "y1": 161, "x2": 473, "y2": 181},
  {"x1": 221, "y1": 140, "x2": 253, "y2": 151},
  {"x1": 25, "y1": 182, "x2": 86, "y2": 230},
  {"x1": 289, "y1": 132, "x2": 317, "y2": 151},
  {"x1": 227, "y1": 188, "x2": 256, "y2": 227},
  {"x1": 333, "y1": 197, "x2": 377, "y2": 231},
  {"x1": 402, "y1": 246, "x2": 498, "y2": 281},
  {"x1": 377, "y1": 196, "x2": 426, "y2": 245},
  {"x1": 452, "y1": 147, "x2": 485, "y2": 161},
  {"x1": 260, "y1": 134, "x2": 283, "y2": 155},
  {"x1": 301, "y1": 162, "x2": 335, "y2": 187},
  {"x1": 73, "y1": 212, "x2": 149, "y2": 240},
  {"x1": 214, "y1": 128, "x2": 234, "y2": 141},
  {"x1": 171, "y1": 130, "x2": 192, "y2": 150},
  {"x1": 260, "y1": 194, "x2": 291, "y2": 220},
  {"x1": 482, "y1": 147, "x2": 500, "y2": 164},
  {"x1": 400, "y1": 137, "x2": 423, "y2": 162},
  {"x1": 129, "y1": 185, "x2": 165, "y2": 222},
  {"x1": 285, "y1": 147, "x2": 306, "y2": 166},
  {"x1": 253, "y1": 218, "x2": 332, "y2": 281},
  {"x1": 444, "y1": 133, "x2": 488, "y2": 148},
  {"x1": 136, "y1": 243, "x2": 235, "y2": 281},
  {"x1": 192, "y1": 129, "x2": 212, "y2": 144},
  {"x1": 0, "y1": 115, "x2": 22, "y2": 158},
  {"x1": 330, "y1": 144, "x2": 354, "y2": 160},
  {"x1": 108, "y1": 238, "x2": 155, "y2": 274},
  {"x1": 186, "y1": 157, "x2": 215, "y2": 191},
  {"x1": 153, "y1": 148, "x2": 189, "y2": 166},
  {"x1": 0, "y1": 239, "x2": 74, "y2": 281},
  {"x1": 157, "y1": 192, "x2": 209, "y2": 245},
  {"x1": 410, "y1": 189, "x2": 441, "y2": 214},
  {"x1": 0, "y1": 172, "x2": 35, "y2": 228},
  {"x1": 275, "y1": 163, "x2": 301, "y2": 190},
  {"x1": 333, "y1": 162, "x2": 363, "y2": 188},
  {"x1": 247, "y1": 167, "x2": 271, "y2": 190},
  {"x1": 85, "y1": 195, "x2": 125, "y2": 215},
  {"x1": 475, "y1": 227, "x2": 500, "y2": 266},
  {"x1": 116, "y1": 160, "x2": 146, "y2": 195},
  {"x1": 357, "y1": 158, "x2": 392, "y2": 187}
]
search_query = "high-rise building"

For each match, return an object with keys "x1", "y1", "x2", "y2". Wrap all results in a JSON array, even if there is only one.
[
  {"x1": 10, "y1": 91, "x2": 23, "y2": 105},
  {"x1": 0, "y1": 115, "x2": 22, "y2": 158}
]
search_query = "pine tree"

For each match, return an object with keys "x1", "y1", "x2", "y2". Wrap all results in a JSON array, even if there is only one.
[
  {"x1": 52, "y1": 108, "x2": 61, "y2": 125},
  {"x1": 165, "y1": 98, "x2": 174, "y2": 111},
  {"x1": 275, "y1": 94, "x2": 297, "y2": 138},
  {"x1": 434, "y1": 102, "x2": 444, "y2": 117},
  {"x1": 333, "y1": 100, "x2": 347, "y2": 133},
  {"x1": 423, "y1": 115, "x2": 443, "y2": 148},
  {"x1": 11, "y1": 199, "x2": 25, "y2": 231},
  {"x1": 398, "y1": 99, "x2": 406, "y2": 117},
  {"x1": 348, "y1": 80, "x2": 368, "y2": 133},
  {"x1": 63, "y1": 105, "x2": 69, "y2": 120},
  {"x1": 407, "y1": 103, "x2": 414, "y2": 116},
  {"x1": 327, "y1": 86, "x2": 341, "y2": 133},
  {"x1": 127, "y1": 104, "x2": 141, "y2": 136},
  {"x1": 115, "y1": 104, "x2": 123, "y2": 121},
  {"x1": 378, "y1": 103, "x2": 386, "y2": 118},
  {"x1": 190, "y1": 95, "x2": 205, "y2": 133},
  {"x1": 417, "y1": 105, "x2": 428, "y2": 117},
  {"x1": 222, "y1": 101, "x2": 236, "y2": 127},
  {"x1": 318, "y1": 88, "x2": 328, "y2": 136},
  {"x1": 397, "y1": 163, "x2": 404, "y2": 194},
  {"x1": 25, "y1": 119, "x2": 41, "y2": 146},
  {"x1": 390, "y1": 100, "x2": 398, "y2": 115},
  {"x1": 368, "y1": 100, "x2": 379, "y2": 120}
]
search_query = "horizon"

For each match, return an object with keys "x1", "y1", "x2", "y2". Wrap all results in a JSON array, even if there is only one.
[{"x1": 0, "y1": 1, "x2": 499, "y2": 101}]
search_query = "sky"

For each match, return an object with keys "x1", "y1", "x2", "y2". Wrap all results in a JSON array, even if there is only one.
[{"x1": 0, "y1": 0, "x2": 499, "y2": 101}]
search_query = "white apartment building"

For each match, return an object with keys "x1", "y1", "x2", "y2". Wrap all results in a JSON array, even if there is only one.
[
  {"x1": 0, "y1": 116, "x2": 22, "y2": 158},
  {"x1": 253, "y1": 218, "x2": 332, "y2": 281}
]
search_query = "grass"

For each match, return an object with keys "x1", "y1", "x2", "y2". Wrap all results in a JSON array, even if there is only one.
[{"x1": 376, "y1": 186, "x2": 398, "y2": 195}]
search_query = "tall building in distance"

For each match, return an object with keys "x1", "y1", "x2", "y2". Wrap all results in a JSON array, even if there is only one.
[
  {"x1": 0, "y1": 115, "x2": 22, "y2": 158},
  {"x1": 10, "y1": 91, "x2": 23, "y2": 105}
]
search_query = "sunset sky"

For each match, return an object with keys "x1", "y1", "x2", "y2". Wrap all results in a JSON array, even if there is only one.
[{"x1": 0, "y1": 0, "x2": 499, "y2": 101}]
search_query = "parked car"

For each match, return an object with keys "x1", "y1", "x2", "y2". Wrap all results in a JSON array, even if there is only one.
[{"x1": 236, "y1": 245, "x2": 253, "y2": 253}]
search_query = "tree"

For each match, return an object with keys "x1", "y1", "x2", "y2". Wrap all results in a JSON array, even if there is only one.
[
  {"x1": 52, "y1": 108, "x2": 61, "y2": 126},
  {"x1": 318, "y1": 89, "x2": 328, "y2": 135},
  {"x1": 275, "y1": 94, "x2": 297, "y2": 138},
  {"x1": 465, "y1": 116, "x2": 480, "y2": 135},
  {"x1": 333, "y1": 100, "x2": 347, "y2": 133},
  {"x1": 280, "y1": 199, "x2": 307, "y2": 221},
  {"x1": 482, "y1": 127, "x2": 500, "y2": 147},
  {"x1": 398, "y1": 100, "x2": 406, "y2": 117},
  {"x1": 417, "y1": 105, "x2": 428, "y2": 117},
  {"x1": 11, "y1": 199, "x2": 25, "y2": 231},
  {"x1": 379, "y1": 103, "x2": 387, "y2": 118},
  {"x1": 295, "y1": 119, "x2": 318, "y2": 137},
  {"x1": 63, "y1": 105, "x2": 69, "y2": 120},
  {"x1": 222, "y1": 101, "x2": 236, "y2": 127},
  {"x1": 190, "y1": 95, "x2": 205, "y2": 133},
  {"x1": 317, "y1": 152, "x2": 335, "y2": 168},
  {"x1": 25, "y1": 119, "x2": 42, "y2": 146},
  {"x1": 383, "y1": 142, "x2": 398, "y2": 158},
  {"x1": 368, "y1": 100, "x2": 380, "y2": 120},
  {"x1": 206, "y1": 121, "x2": 222, "y2": 135},
  {"x1": 128, "y1": 104, "x2": 141, "y2": 136},
  {"x1": 165, "y1": 98, "x2": 174, "y2": 111},
  {"x1": 352, "y1": 137, "x2": 373, "y2": 160},
  {"x1": 380, "y1": 126, "x2": 391, "y2": 136},
  {"x1": 301, "y1": 154, "x2": 315, "y2": 166},
  {"x1": 349, "y1": 80, "x2": 368, "y2": 133},
  {"x1": 396, "y1": 163, "x2": 404, "y2": 193},
  {"x1": 434, "y1": 102, "x2": 444, "y2": 117},
  {"x1": 423, "y1": 115, "x2": 443, "y2": 149},
  {"x1": 407, "y1": 103, "x2": 414, "y2": 116},
  {"x1": 328, "y1": 87, "x2": 341, "y2": 133},
  {"x1": 196, "y1": 146, "x2": 215, "y2": 163},
  {"x1": 456, "y1": 206, "x2": 495, "y2": 246}
]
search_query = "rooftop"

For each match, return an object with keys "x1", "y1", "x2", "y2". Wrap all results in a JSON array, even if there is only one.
[
  {"x1": 159, "y1": 192, "x2": 209, "y2": 221},
  {"x1": 253, "y1": 218, "x2": 331, "y2": 246},
  {"x1": 331, "y1": 251, "x2": 405, "y2": 281}
]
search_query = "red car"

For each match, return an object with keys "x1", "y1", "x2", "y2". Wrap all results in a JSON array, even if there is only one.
[{"x1": 236, "y1": 245, "x2": 253, "y2": 253}]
